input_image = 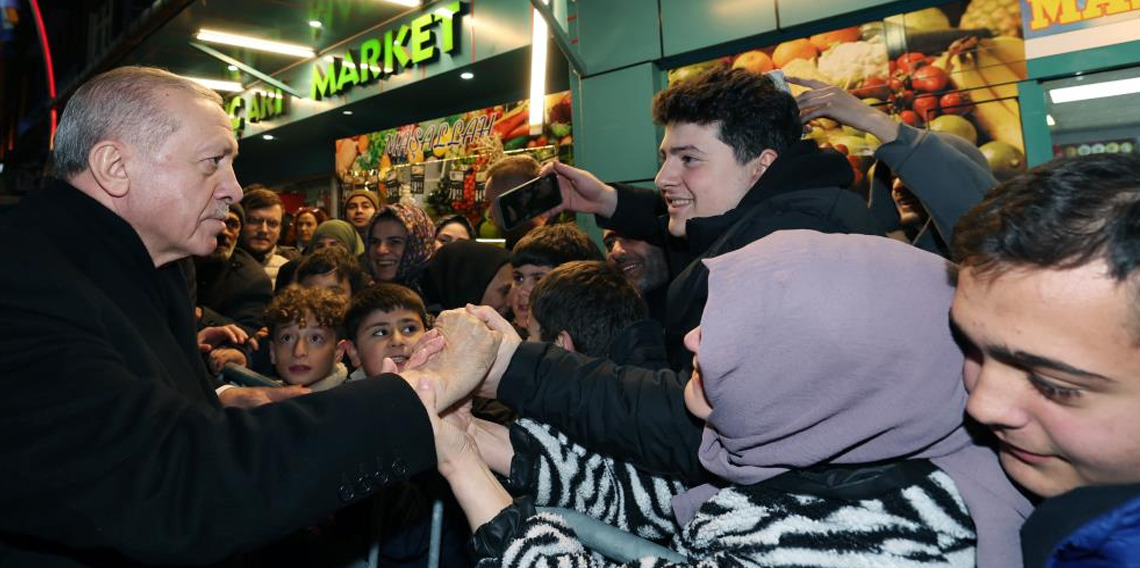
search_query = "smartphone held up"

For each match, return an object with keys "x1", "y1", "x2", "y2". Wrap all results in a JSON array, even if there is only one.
[{"x1": 493, "y1": 173, "x2": 564, "y2": 231}]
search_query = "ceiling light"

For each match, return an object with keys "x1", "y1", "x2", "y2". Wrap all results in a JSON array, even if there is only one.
[
  {"x1": 379, "y1": 0, "x2": 422, "y2": 6},
  {"x1": 262, "y1": 134, "x2": 275, "y2": 140},
  {"x1": 460, "y1": 71, "x2": 474, "y2": 80},
  {"x1": 184, "y1": 76, "x2": 243, "y2": 92},
  {"x1": 1049, "y1": 76, "x2": 1140, "y2": 104},
  {"x1": 227, "y1": 64, "x2": 238, "y2": 71},
  {"x1": 325, "y1": 55, "x2": 336, "y2": 62},
  {"x1": 528, "y1": 1, "x2": 550, "y2": 134},
  {"x1": 196, "y1": 29, "x2": 314, "y2": 58},
  {"x1": 343, "y1": 110, "x2": 354, "y2": 115},
  {"x1": 309, "y1": 20, "x2": 323, "y2": 28},
  {"x1": 1046, "y1": 114, "x2": 1056, "y2": 126}
]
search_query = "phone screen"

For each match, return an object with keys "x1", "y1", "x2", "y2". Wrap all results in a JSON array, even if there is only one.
[{"x1": 494, "y1": 173, "x2": 563, "y2": 231}]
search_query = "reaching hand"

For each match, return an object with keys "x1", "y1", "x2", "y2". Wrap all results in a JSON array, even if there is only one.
[
  {"x1": 401, "y1": 309, "x2": 502, "y2": 411},
  {"x1": 789, "y1": 76, "x2": 900, "y2": 145},
  {"x1": 218, "y1": 385, "x2": 310, "y2": 408},
  {"x1": 412, "y1": 377, "x2": 480, "y2": 477},
  {"x1": 198, "y1": 324, "x2": 256, "y2": 352},
  {"x1": 207, "y1": 347, "x2": 248, "y2": 374},
  {"x1": 464, "y1": 304, "x2": 522, "y2": 399},
  {"x1": 540, "y1": 161, "x2": 619, "y2": 218}
]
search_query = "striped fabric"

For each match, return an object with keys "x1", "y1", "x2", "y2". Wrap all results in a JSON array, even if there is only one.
[{"x1": 480, "y1": 420, "x2": 977, "y2": 568}]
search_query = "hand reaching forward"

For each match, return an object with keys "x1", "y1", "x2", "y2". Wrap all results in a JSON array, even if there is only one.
[
  {"x1": 401, "y1": 309, "x2": 502, "y2": 412},
  {"x1": 464, "y1": 304, "x2": 522, "y2": 399},
  {"x1": 789, "y1": 76, "x2": 900, "y2": 145}
]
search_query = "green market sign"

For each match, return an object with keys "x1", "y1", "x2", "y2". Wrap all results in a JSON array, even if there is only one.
[
  {"x1": 311, "y1": 1, "x2": 467, "y2": 100},
  {"x1": 226, "y1": 88, "x2": 286, "y2": 138}
]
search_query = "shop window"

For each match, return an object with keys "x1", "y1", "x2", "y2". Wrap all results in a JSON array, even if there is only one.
[{"x1": 1045, "y1": 66, "x2": 1140, "y2": 159}]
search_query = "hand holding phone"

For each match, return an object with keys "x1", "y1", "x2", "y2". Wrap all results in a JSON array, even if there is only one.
[{"x1": 493, "y1": 173, "x2": 564, "y2": 231}]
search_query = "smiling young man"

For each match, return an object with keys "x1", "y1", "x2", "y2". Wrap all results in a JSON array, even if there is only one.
[
  {"x1": 949, "y1": 154, "x2": 1140, "y2": 565},
  {"x1": 548, "y1": 66, "x2": 882, "y2": 368}
]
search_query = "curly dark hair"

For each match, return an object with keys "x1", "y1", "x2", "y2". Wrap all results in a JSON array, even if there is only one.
[
  {"x1": 652, "y1": 66, "x2": 801, "y2": 163},
  {"x1": 344, "y1": 283, "x2": 430, "y2": 343},
  {"x1": 264, "y1": 285, "x2": 349, "y2": 339}
]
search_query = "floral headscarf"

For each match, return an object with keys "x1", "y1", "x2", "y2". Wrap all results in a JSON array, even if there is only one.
[{"x1": 366, "y1": 203, "x2": 436, "y2": 286}]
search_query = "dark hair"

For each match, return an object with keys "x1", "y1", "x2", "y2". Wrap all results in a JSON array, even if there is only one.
[
  {"x1": 511, "y1": 223, "x2": 603, "y2": 268},
  {"x1": 435, "y1": 215, "x2": 476, "y2": 240},
  {"x1": 241, "y1": 187, "x2": 283, "y2": 213},
  {"x1": 264, "y1": 285, "x2": 348, "y2": 339},
  {"x1": 296, "y1": 247, "x2": 368, "y2": 296},
  {"x1": 652, "y1": 66, "x2": 801, "y2": 162},
  {"x1": 530, "y1": 261, "x2": 647, "y2": 357},
  {"x1": 953, "y1": 154, "x2": 1140, "y2": 285},
  {"x1": 285, "y1": 207, "x2": 330, "y2": 246},
  {"x1": 344, "y1": 283, "x2": 429, "y2": 342}
]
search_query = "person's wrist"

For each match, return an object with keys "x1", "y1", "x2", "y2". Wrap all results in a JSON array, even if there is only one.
[
  {"x1": 600, "y1": 184, "x2": 619, "y2": 218},
  {"x1": 439, "y1": 445, "x2": 484, "y2": 480},
  {"x1": 866, "y1": 112, "x2": 901, "y2": 144}
]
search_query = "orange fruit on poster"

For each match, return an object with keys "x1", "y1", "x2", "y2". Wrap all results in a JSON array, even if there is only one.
[
  {"x1": 809, "y1": 27, "x2": 861, "y2": 52},
  {"x1": 732, "y1": 50, "x2": 774, "y2": 74},
  {"x1": 772, "y1": 39, "x2": 818, "y2": 68}
]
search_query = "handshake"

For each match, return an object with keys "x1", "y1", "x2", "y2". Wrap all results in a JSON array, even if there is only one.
[{"x1": 398, "y1": 305, "x2": 521, "y2": 413}]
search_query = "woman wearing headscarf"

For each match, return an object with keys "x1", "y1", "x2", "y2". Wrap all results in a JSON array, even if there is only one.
[
  {"x1": 420, "y1": 230, "x2": 1031, "y2": 567},
  {"x1": 276, "y1": 220, "x2": 365, "y2": 291},
  {"x1": 421, "y1": 240, "x2": 511, "y2": 317},
  {"x1": 365, "y1": 203, "x2": 435, "y2": 292},
  {"x1": 433, "y1": 214, "x2": 477, "y2": 251}
]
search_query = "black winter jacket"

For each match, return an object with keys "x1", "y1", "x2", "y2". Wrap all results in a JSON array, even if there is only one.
[{"x1": 601, "y1": 140, "x2": 883, "y2": 369}]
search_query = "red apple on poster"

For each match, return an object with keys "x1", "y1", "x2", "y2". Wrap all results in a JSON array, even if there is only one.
[
  {"x1": 896, "y1": 52, "x2": 927, "y2": 74},
  {"x1": 914, "y1": 95, "x2": 940, "y2": 121},
  {"x1": 912, "y1": 66, "x2": 949, "y2": 93},
  {"x1": 899, "y1": 110, "x2": 919, "y2": 126},
  {"x1": 939, "y1": 91, "x2": 975, "y2": 115}
]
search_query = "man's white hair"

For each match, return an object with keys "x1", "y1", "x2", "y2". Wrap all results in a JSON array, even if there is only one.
[{"x1": 52, "y1": 66, "x2": 224, "y2": 180}]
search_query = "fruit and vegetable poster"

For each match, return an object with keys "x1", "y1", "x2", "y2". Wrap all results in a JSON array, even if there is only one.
[
  {"x1": 669, "y1": 0, "x2": 1029, "y2": 183},
  {"x1": 335, "y1": 91, "x2": 572, "y2": 221}
]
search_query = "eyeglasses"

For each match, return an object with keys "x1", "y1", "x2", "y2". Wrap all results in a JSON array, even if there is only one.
[
  {"x1": 224, "y1": 218, "x2": 241, "y2": 230},
  {"x1": 247, "y1": 216, "x2": 281, "y2": 229}
]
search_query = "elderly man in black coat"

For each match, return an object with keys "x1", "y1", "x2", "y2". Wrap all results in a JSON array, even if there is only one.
[{"x1": 0, "y1": 66, "x2": 497, "y2": 567}]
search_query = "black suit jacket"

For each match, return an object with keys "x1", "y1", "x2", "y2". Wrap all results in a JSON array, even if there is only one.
[
  {"x1": 0, "y1": 182, "x2": 435, "y2": 567},
  {"x1": 195, "y1": 247, "x2": 273, "y2": 335}
]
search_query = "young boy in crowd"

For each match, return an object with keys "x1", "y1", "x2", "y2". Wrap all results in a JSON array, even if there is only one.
[
  {"x1": 508, "y1": 222, "x2": 603, "y2": 334},
  {"x1": 343, "y1": 282, "x2": 430, "y2": 376},
  {"x1": 528, "y1": 260, "x2": 668, "y2": 370},
  {"x1": 263, "y1": 285, "x2": 351, "y2": 392},
  {"x1": 294, "y1": 246, "x2": 368, "y2": 300}
]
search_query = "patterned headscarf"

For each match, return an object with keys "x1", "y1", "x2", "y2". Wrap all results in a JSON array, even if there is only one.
[
  {"x1": 366, "y1": 203, "x2": 436, "y2": 285},
  {"x1": 672, "y1": 230, "x2": 1032, "y2": 568}
]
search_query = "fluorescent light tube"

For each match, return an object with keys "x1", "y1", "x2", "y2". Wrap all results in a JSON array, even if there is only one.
[
  {"x1": 528, "y1": 1, "x2": 549, "y2": 134},
  {"x1": 196, "y1": 29, "x2": 315, "y2": 58},
  {"x1": 184, "y1": 76, "x2": 243, "y2": 92},
  {"x1": 1049, "y1": 77, "x2": 1140, "y2": 104}
]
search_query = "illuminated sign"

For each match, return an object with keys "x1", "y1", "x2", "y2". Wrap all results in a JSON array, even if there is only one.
[
  {"x1": 226, "y1": 88, "x2": 287, "y2": 137},
  {"x1": 1025, "y1": 0, "x2": 1139, "y2": 31},
  {"x1": 311, "y1": 1, "x2": 466, "y2": 100}
]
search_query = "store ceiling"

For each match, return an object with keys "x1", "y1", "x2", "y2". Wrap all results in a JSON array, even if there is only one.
[
  {"x1": 1046, "y1": 66, "x2": 1140, "y2": 134},
  {"x1": 121, "y1": 0, "x2": 417, "y2": 87}
]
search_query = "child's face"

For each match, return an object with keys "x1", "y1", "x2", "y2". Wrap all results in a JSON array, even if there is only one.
[
  {"x1": 270, "y1": 313, "x2": 342, "y2": 387},
  {"x1": 347, "y1": 308, "x2": 426, "y2": 376},
  {"x1": 511, "y1": 263, "x2": 552, "y2": 329}
]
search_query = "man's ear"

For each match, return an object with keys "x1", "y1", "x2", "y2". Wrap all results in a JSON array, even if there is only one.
[
  {"x1": 87, "y1": 141, "x2": 132, "y2": 198},
  {"x1": 554, "y1": 330, "x2": 576, "y2": 353},
  {"x1": 747, "y1": 149, "x2": 779, "y2": 186},
  {"x1": 342, "y1": 340, "x2": 362, "y2": 367}
]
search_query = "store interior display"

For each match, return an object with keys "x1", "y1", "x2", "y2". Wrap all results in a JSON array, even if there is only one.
[{"x1": 668, "y1": 0, "x2": 1029, "y2": 185}]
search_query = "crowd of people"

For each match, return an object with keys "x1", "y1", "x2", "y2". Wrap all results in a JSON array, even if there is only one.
[{"x1": 0, "y1": 63, "x2": 1138, "y2": 568}]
